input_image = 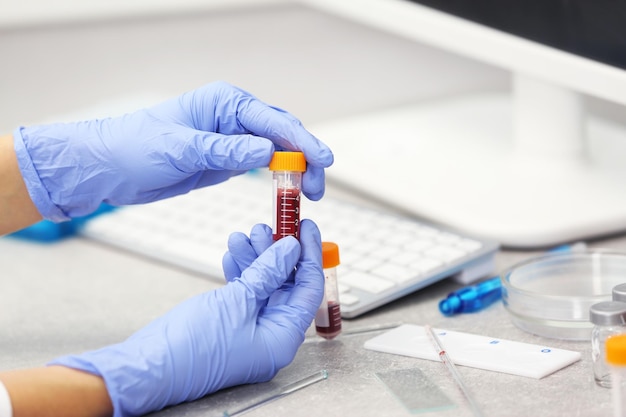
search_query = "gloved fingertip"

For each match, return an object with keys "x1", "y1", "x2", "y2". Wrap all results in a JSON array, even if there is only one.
[
  {"x1": 295, "y1": 129, "x2": 333, "y2": 168},
  {"x1": 249, "y1": 223, "x2": 273, "y2": 254},
  {"x1": 226, "y1": 231, "x2": 251, "y2": 252},
  {"x1": 301, "y1": 167, "x2": 326, "y2": 202},
  {"x1": 298, "y1": 219, "x2": 322, "y2": 251},
  {"x1": 309, "y1": 144, "x2": 334, "y2": 168},
  {"x1": 222, "y1": 252, "x2": 239, "y2": 283},
  {"x1": 273, "y1": 235, "x2": 302, "y2": 258},
  {"x1": 302, "y1": 189, "x2": 324, "y2": 201},
  {"x1": 250, "y1": 223, "x2": 272, "y2": 237}
]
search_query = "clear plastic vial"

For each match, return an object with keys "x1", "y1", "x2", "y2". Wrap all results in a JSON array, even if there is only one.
[
  {"x1": 607, "y1": 334, "x2": 626, "y2": 417},
  {"x1": 268, "y1": 151, "x2": 306, "y2": 241},
  {"x1": 315, "y1": 242, "x2": 342, "y2": 340},
  {"x1": 590, "y1": 301, "x2": 626, "y2": 387}
]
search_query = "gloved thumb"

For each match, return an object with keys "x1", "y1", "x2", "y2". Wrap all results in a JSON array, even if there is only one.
[{"x1": 234, "y1": 235, "x2": 301, "y2": 302}]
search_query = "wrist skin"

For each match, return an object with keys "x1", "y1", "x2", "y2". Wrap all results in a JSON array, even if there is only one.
[
  {"x1": 0, "y1": 133, "x2": 42, "y2": 235},
  {"x1": 0, "y1": 366, "x2": 113, "y2": 417}
]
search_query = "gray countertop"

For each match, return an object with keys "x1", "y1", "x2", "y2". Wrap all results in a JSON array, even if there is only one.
[
  {"x1": 2, "y1": 234, "x2": 623, "y2": 417},
  {"x1": 1, "y1": 3, "x2": 624, "y2": 416}
]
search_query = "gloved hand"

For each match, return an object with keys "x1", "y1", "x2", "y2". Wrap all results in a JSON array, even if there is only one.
[
  {"x1": 223, "y1": 223, "x2": 274, "y2": 283},
  {"x1": 223, "y1": 223, "x2": 295, "y2": 306},
  {"x1": 13, "y1": 81, "x2": 333, "y2": 221},
  {"x1": 50, "y1": 219, "x2": 324, "y2": 417}
]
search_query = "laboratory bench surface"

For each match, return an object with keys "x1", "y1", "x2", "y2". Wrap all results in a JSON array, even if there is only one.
[
  {"x1": 2, "y1": 233, "x2": 626, "y2": 417},
  {"x1": 2, "y1": 2, "x2": 626, "y2": 416}
]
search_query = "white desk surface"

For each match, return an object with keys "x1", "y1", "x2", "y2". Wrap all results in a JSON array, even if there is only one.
[{"x1": 1, "y1": 3, "x2": 624, "y2": 416}]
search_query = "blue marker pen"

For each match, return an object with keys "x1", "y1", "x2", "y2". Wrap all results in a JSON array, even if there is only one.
[{"x1": 438, "y1": 242, "x2": 587, "y2": 316}]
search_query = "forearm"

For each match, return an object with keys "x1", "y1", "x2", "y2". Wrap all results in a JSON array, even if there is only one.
[
  {"x1": 0, "y1": 134, "x2": 42, "y2": 235},
  {"x1": 0, "y1": 366, "x2": 113, "y2": 417}
]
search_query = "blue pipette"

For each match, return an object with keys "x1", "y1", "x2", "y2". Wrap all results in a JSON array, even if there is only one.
[
  {"x1": 438, "y1": 276, "x2": 502, "y2": 316},
  {"x1": 438, "y1": 242, "x2": 587, "y2": 316}
]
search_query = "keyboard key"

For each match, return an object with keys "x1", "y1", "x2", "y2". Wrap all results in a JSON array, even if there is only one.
[
  {"x1": 337, "y1": 283, "x2": 351, "y2": 293},
  {"x1": 415, "y1": 225, "x2": 440, "y2": 238},
  {"x1": 339, "y1": 293, "x2": 360, "y2": 306},
  {"x1": 371, "y1": 263, "x2": 417, "y2": 284},
  {"x1": 369, "y1": 246, "x2": 400, "y2": 261},
  {"x1": 340, "y1": 271, "x2": 395, "y2": 294},
  {"x1": 436, "y1": 231, "x2": 463, "y2": 244},
  {"x1": 423, "y1": 245, "x2": 467, "y2": 263},
  {"x1": 410, "y1": 258, "x2": 444, "y2": 273},
  {"x1": 344, "y1": 257, "x2": 383, "y2": 272},
  {"x1": 405, "y1": 239, "x2": 435, "y2": 253},
  {"x1": 350, "y1": 240, "x2": 381, "y2": 255},
  {"x1": 388, "y1": 251, "x2": 423, "y2": 266},
  {"x1": 457, "y1": 238, "x2": 483, "y2": 252}
]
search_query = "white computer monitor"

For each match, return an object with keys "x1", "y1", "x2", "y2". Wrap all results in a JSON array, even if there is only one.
[{"x1": 301, "y1": 0, "x2": 626, "y2": 248}]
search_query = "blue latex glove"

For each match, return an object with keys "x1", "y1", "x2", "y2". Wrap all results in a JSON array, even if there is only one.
[
  {"x1": 50, "y1": 219, "x2": 324, "y2": 417},
  {"x1": 223, "y1": 223, "x2": 274, "y2": 283},
  {"x1": 13, "y1": 81, "x2": 333, "y2": 222},
  {"x1": 223, "y1": 223, "x2": 296, "y2": 307}
]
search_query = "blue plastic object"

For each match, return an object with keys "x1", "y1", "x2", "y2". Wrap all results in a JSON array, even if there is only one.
[
  {"x1": 439, "y1": 276, "x2": 502, "y2": 316},
  {"x1": 438, "y1": 242, "x2": 587, "y2": 316},
  {"x1": 8, "y1": 203, "x2": 116, "y2": 242}
]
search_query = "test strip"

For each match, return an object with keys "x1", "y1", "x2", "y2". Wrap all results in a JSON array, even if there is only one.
[{"x1": 364, "y1": 324, "x2": 581, "y2": 379}]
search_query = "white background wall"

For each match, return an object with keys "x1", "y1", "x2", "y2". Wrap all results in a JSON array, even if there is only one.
[
  {"x1": 0, "y1": 2, "x2": 507, "y2": 133},
  {"x1": 0, "y1": 0, "x2": 286, "y2": 28}
]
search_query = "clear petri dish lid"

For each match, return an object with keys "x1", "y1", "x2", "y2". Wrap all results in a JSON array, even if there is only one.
[{"x1": 501, "y1": 249, "x2": 626, "y2": 341}]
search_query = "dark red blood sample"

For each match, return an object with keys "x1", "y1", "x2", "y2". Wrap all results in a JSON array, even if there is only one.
[
  {"x1": 315, "y1": 302, "x2": 342, "y2": 340},
  {"x1": 273, "y1": 187, "x2": 300, "y2": 241}
]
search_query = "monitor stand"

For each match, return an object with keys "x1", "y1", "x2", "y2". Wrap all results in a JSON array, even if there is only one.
[{"x1": 310, "y1": 73, "x2": 626, "y2": 248}]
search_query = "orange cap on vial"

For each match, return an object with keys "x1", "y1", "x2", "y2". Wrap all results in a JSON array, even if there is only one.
[
  {"x1": 606, "y1": 334, "x2": 626, "y2": 366},
  {"x1": 269, "y1": 151, "x2": 306, "y2": 172},
  {"x1": 322, "y1": 242, "x2": 340, "y2": 269}
]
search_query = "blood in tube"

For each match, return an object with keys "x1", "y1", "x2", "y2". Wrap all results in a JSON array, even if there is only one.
[
  {"x1": 269, "y1": 151, "x2": 306, "y2": 241},
  {"x1": 316, "y1": 302, "x2": 342, "y2": 339},
  {"x1": 275, "y1": 187, "x2": 300, "y2": 240},
  {"x1": 315, "y1": 242, "x2": 342, "y2": 340}
]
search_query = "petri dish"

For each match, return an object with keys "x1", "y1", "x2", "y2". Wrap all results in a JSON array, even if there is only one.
[{"x1": 501, "y1": 250, "x2": 626, "y2": 341}]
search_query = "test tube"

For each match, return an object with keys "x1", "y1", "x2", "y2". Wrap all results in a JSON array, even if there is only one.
[
  {"x1": 269, "y1": 151, "x2": 306, "y2": 241},
  {"x1": 315, "y1": 242, "x2": 342, "y2": 340}
]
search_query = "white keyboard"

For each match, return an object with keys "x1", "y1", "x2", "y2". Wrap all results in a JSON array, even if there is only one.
[{"x1": 80, "y1": 172, "x2": 498, "y2": 318}]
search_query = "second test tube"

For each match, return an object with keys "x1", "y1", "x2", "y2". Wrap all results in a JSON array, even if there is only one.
[
  {"x1": 269, "y1": 151, "x2": 306, "y2": 241},
  {"x1": 315, "y1": 242, "x2": 342, "y2": 340}
]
